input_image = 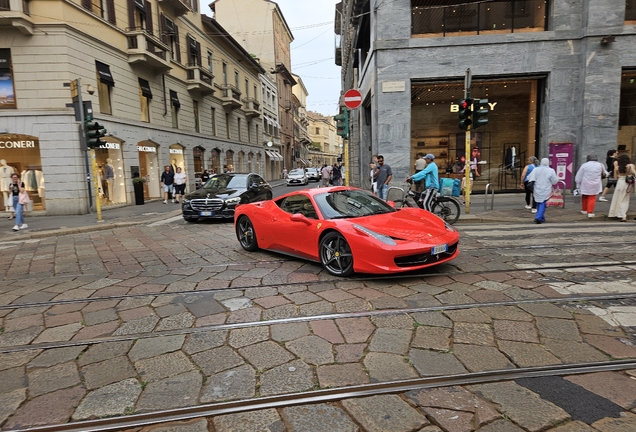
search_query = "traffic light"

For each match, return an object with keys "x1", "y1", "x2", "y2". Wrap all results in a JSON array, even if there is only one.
[
  {"x1": 472, "y1": 98, "x2": 489, "y2": 129},
  {"x1": 85, "y1": 120, "x2": 107, "y2": 149},
  {"x1": 458, "y1": 98, "x2": 473, "y2": 130},
  {"x1": 334, "y1": 109, "x2": 349, "y2": 139}
]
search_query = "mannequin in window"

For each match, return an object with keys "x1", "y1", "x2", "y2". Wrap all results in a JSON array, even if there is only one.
[
  {"x1": 105, "y1": 158, "x2": 115, "y2": 202},
  {"x1": 171, "y1": 159, "x2": 178, "y2": 174},
  {"x1": 1, "y1": 159, "x2": 15, "y2": 212}
]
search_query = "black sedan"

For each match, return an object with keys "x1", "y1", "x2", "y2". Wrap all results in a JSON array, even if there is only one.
[{"x1": 182, "y1": 173, "x2": 272, "y2": 222}]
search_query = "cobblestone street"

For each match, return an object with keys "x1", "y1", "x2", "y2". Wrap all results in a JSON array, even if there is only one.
[{"x1": 1, "y1": 220, "x2": 635, "y2": 431}]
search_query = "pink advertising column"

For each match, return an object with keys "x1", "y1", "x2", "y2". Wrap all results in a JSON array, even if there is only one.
[{"x1": 549, "y1": 142, "x2": 574, "y2": 188}]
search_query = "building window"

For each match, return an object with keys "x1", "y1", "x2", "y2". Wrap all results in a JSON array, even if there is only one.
[
  {"x1": 226, "y1": 113, "x2": 230, "y2": 139},
  {"x1": 187, "y1": 35, "x2": 200, "y2": 67},
  {"x1": 95, "y1": 61, "x2": 114, "y2": 115},
  {"x1": 211, "y1": 107, "x2": 217, "y2": 136},
  {"x1": 315, "y1": 127, "x2": 320, "y2": 134},
  {"x1": 207, "y1": 51, "x2": 213, "y2": 72},
  {"x1": 170, "y1": 89, "x2": 180, "y2": 128},
  {"x1": 411, "y1": 0, "x2": 548, "y2": 37},
  {"x1": 0, "y1": 49, "x2": 17, "y2": 109},
  {"x1": 138, "y1": 78, "x2": 152, "y2": 122},
  {"x1": 222, "y1": 62, "x2": 227, "y2": 84},
  {"x1": 255, "y1": 124, "x2": 259, "y2": 145},
  {"x1": 234, "y1": 70, "x2": 239, "y2": 88},
  {"x1": 245, "y1": 79, "x2": 249, "y2": 97},
  {"x1": 238, "y1": 118, "x2": 242, "y2": 141},
  {"x1": 193, "y1": 100, "x2": 199, "y2": 132},
  {"x1": 161, "y1": 15, "x2": 180, "y2": 63},
  {"x1": 254, "y1": 84, "x2": 258, "y2": 102}
]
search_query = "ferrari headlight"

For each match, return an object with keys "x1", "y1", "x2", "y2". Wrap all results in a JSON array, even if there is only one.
[
  {"x1": 444, "y1": 222, "x2": 455, "y2": 232},
  {"x1": 225, "y1": 197, "x2": 241, "y2": 205},
  {"x1": 353, "y1": 224, "x2": 396, "y2": 246}
]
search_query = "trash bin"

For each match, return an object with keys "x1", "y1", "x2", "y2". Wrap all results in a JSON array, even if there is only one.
[{"x1": 133, "y1": 181, "x2": 145, "y2": 205}]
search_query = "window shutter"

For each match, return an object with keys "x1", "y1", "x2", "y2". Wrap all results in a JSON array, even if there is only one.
[
  {"x1": 82, "y1": 0, "x2": 92, "y2": 10},
  {"x1": 196, "y1": 41, "x2": 202, "y2": 67},
  {"x1": 127, "y1": 0, "x2": 136, "y2": 29},
  {"x1": 106, "y1": 0, "x2": 116, "y2": 24},
  {"x1": 160, "y1": 13, "x2": 168, "y2": 44},
  {"x1": 174, "y1": 26, "x2": 181, "y2": 63},
  {"x1": 144, "y1": 1, "x2": 153, "y2": 33}
]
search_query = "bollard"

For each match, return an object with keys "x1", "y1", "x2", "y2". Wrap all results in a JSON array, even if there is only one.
[
  {"x1": 484, "y1": 183, "x2": 495, "y2": 211},
  {"x1": 557, "y1": 181, "x2": 566, "y2": 208}
]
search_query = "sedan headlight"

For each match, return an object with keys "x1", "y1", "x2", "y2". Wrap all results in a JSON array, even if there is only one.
[
  {"x1": 353, "y1": 224, "x2": 396, "y2": 246},
  {"x1": 225, "y1": 197, "x2": 241, "y2": 205},
  {"x1": 183, "y1": 198, "x2": 191, "y2": 204}
]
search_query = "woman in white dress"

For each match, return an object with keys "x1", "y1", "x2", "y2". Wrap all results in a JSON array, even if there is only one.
[{"x1": 608, "y1": 154, "x2": 635, "y2": 222}]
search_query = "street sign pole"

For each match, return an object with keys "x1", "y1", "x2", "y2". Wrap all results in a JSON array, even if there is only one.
[
  {"x1": 72, "y1": 78, "x2": 94, "y2": 214},
  {"x1": 464, "y1": 69, "x2": 472, "y2": 214}
]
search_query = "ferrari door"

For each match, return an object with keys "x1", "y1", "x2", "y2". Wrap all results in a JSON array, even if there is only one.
[{"x1": 273, "y1": 194, "x2": 319, "y2": 259}]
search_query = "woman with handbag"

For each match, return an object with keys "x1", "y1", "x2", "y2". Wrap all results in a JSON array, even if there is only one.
[
  {"x1": 9, "y1": 173, "x2": 28, "y2": 231},
  {"x1": 520, "y1": 156, "x2": 539, "y2": 213},
  {"x1": 608, "y1": 155, "x2": 635, "y2": 222},
  {"x1": 575, "y1": 154, "x2": 608, "y2": 218}
]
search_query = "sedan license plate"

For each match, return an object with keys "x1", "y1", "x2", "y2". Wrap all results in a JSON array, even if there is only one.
[
  {"x1": 432, "y1": 244, "x2": 447, "y2": 255},
  {"x1": 199, "y1": 211, "x2": 213, "y2": 216}
]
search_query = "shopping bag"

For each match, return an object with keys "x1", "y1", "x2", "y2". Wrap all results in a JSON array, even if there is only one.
[
  {"x1": 452, "y1": 178, "x2": 461, "y2": 196},
  {"x1": 18, "y1": 191, "x2": 31, "y2": 205},
  {"x1": 546, "y1": 187, "x2": 564, "y2": 208}
]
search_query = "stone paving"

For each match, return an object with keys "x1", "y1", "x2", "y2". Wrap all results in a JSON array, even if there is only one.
[{"x1": 0, "y1": 222, "x2": 635, "y2": 430}]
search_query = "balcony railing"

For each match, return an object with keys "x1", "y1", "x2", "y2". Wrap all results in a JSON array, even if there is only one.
[
  {"x1": 125, "y1": 28, "x2": 171, "y2": 70},
  {"x1": 186, "y1": 63, "x2": 214, "y2": 94},
  {"x1": 242, "y1": 97, "x2": 261, "y2": 119},
  {"x1": 217, "y1": 84, "x2": 242, "y2": 110},
  {"x1": 0, "y1": 0, "x2": 33, "y2": 34}
]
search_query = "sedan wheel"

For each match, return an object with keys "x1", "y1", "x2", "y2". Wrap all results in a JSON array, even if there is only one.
[
  {"x1": 236, "y1": 216, "x2": 259, "y2": 251},
  {"x1": 319, "y1": 232, "x2": 354, "y2": 276}
]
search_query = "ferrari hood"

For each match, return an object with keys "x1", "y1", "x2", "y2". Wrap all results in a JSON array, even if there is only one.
[{"x1": 352, "y1": 209, "x2": 450, "y2": 241}]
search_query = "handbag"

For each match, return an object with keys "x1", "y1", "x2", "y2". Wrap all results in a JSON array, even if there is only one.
[
  {"x1": 546, "y1": 187, "x2": 564, "y2": 208},
  {"x1": 525, "y1": 180, "x2": 535, "y2": 192},
  {"x1": 18, "y1": 191, "x2": 31, "y2": 205}
]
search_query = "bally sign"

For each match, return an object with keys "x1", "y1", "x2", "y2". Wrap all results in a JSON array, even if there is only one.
[
  {"x1": 137, "y1": 146, "x2": 156, "y2": 153},
  {"x1": 450, "y1": 101, "x2": 497, "y2": 112}
]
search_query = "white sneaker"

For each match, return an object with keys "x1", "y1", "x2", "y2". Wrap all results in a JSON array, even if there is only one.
[
  {"x1": 581, "y1": 210, "x2": 588, "y2": 215},
  {"x1": 171, "y1": 199, "x2": 175, "y2": 203},
  {"x1": 163, "y1": 200, "x2": 167, "y2": 204},
  {"x1": 12, "y1": 225, "x2": 19, "y2": 231},
  {"x1": 19, "y1": 224, "x2": 28, "y2": 229},
  {"x1": 599, "y1": 197, "x2": 608, "y2": 202},
  {"x1": 588, "y1": 213, "x2": 595, "y2": 218},
  {"x1": 525, "y1": 205, "x2": 532, "y2": 209},
  {"x1": 531, "y1": 209, "x2": 537, "y2": 213}
]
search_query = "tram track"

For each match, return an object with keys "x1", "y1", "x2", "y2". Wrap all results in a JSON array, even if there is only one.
[
  {"x1": 2, "y1": 291, "x2": 635, "y2": 354},
  {"x1": 7, "y1": 359, "x2": 636, "y2": 432}
]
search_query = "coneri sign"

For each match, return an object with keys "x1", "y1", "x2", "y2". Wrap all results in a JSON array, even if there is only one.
[
  {"x1": 137, "y1": 146, "x2": 156, "y2": 153},
  {"x1": 450, "y1": 101, "x2": 497, "y2": 112},
  {"x1": 169, "y1": 148, "x2": 183, "y2": 154}
]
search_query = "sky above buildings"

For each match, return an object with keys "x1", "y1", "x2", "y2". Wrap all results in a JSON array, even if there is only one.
[{"x1": 203, "y1": 0, "x2": 342, "y2": 116}]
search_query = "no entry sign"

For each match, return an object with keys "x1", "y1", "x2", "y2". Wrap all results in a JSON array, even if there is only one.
[{"x1": 344, "y1": 89, "x2": 362, "y2": 109}]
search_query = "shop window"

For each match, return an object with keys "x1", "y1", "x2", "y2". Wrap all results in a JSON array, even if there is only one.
[
  {"x1": 169, "y1": 145, "x2": 185, "y2": 177},
  {"x1": 411, "y1": 0, "x2": 548, "y2": 37},
  {"x1": 627, "y1": 0, "x2": 636, "y2": 22},
  {"x1": 0, "y1": 134, "x2": 45, "y2": 211},
  {"x1": 193, "y1": 146, "x2": 204, "y2": 173},
  {"x1": 170, "y1": 90, "x2": 180, "y2": 129},
  {"x1": 96, "y1": 140, "x2": 125, "y2": 205},
  {"x1": 618, "y1": 71, "x2": 636, "y2": 159},
  {"x1": 225, "y1": 150, "x2": 234, "y2": 172},
  {"x1": 0, "y1": 49, "x2": 16, "y2": 109},
  {"x1": 411, "y1": 78, "x2": 540, "y2": 192},
  {"x1": 95, "y1": 61, "x2": 114, "y2": 115},
  {"x1": 193, "y1": 100, "x2": 200, "y2": 132},
  {"x1": 211, "y1": 107, "x2": 217, "y2": 136}
]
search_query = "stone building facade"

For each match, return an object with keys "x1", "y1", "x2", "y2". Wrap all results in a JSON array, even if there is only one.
[
  {"x1": 336, "y1": 0, "x2": 636, "y2": 191},
  {"x1": 0, "y1": 0, "x2": 268, "y2": 215}
]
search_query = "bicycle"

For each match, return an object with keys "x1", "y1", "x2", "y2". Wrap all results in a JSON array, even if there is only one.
[{"x1": 399, "y1": 180, "x2": 462, "y2": 225}]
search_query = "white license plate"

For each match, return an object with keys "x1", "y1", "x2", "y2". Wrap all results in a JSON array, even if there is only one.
[
  {"x1": 432, "y1": 244, "x2": 448, "y2": 255},
  {"x1": 200, "y1": 211, "x2": 213, "y2": 216}
]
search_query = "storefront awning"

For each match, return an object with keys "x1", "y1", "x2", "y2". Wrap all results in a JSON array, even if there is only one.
[
  {"x1": 298, "y1": 158, "x2": 308, "y2": 165},
  {"x1": 169, "y1": 90, "x2": 180, "y2": 108},
  {"x1": 138, "y1": 78, "x2": 152, "y2": 99},
  {"x1": 273, "y1": 151, "x2": 283, "y2": 161},
  {"x1": 265, "y1": 150, "x2": 274, "y2": 159},
  {"x1": 95, "y1": 61, "x2": 115, "y2": 87}
]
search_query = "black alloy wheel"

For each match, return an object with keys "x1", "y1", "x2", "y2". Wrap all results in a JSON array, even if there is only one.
[
  {"x1": 236, "y1": 216, "x2": 259, "y2": 251},
  {"x1": 319, "y1": 232, "x2": 354, "y2": 276}
]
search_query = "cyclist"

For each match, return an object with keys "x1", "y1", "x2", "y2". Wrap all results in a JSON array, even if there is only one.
[{"x1": 406, "y1": 153, "x2": 439, "y2": 212}]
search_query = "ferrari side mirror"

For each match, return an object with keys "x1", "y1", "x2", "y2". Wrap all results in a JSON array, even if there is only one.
[{"x1": 291, "y1": 213, "x2": 310, "y2": 224}]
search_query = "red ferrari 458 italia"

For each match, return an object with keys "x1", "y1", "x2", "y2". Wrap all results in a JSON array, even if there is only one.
[{"x1": 234, "y1": 186, "x2": 459, "y2": 276}]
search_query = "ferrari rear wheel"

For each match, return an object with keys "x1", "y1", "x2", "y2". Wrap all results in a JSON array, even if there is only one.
[
  {"x1": 319, "y1": 232, "x2": 354, "y2": 277},
  {"x1": 236, "y1": 216, "x2": 259, "y2": 252}
]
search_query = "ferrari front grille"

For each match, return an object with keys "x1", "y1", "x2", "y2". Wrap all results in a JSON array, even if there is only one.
[
  {"x1": 190, "y1": 198, "x2": 224, "y2": 211},
  {"x1": 394, "y1": 242, "x2": 458, "y2": 267}
]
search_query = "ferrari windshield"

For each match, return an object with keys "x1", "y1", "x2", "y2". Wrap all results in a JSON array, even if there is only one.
[
  {"x1": 203, "y1": 174, "x2": 246, "y2": 190},
  {"x1": 314, "y1": 189, "x2": 395, "y2": 219}
]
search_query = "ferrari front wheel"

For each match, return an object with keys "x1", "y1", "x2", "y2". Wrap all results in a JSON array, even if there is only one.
[
  {"x1": 319, "y1": 232, "x2": 354, "y2": 277},
  {"x1": 236, "y1": 216, "x2": 259, "y2": 251}
]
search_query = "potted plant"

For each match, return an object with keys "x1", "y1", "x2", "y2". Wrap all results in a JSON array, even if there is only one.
[{"x1": 132, "y1": 177, "x2": 146, "y2": 205}]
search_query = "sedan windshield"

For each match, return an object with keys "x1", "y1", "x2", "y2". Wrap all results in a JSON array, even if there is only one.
[
  {"x1": 203, "y1": 175, "x2": 245, "y2": 190},
  {"x1": 314, "y1": 189, "x2": 395, "y2": 219},
  {"x1": 289, "y1": 169, "x2": 304, "y2": 176}
]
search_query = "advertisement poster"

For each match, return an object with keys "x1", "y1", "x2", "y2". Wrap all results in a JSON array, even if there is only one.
[
  {"x1": 549, "y1": 142, "x2": 574, "y2": 188},
  {"x1": 0, "y1": 49, "x2": 16, "y2": 109}
]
